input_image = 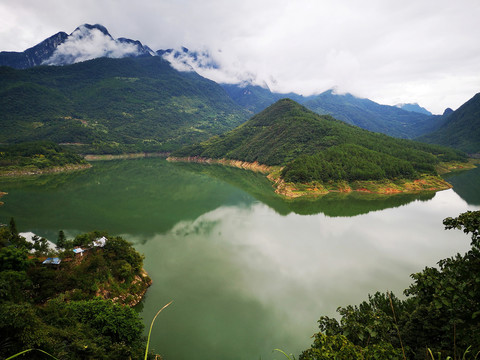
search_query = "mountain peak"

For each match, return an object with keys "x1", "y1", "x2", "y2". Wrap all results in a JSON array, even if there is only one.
[
  {"x1": 0, "y1": 24, "x2": 154, "y2": 69},
  {"x1": 73, "y1": 24, "x2": 112, "y2": 37},
  {"x1": 395, "y1": 102, "x2": 432, "y2": 116}
]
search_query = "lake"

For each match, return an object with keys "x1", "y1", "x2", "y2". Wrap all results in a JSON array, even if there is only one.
[{"x1": 0, "y1": 159, "x2": 479, "y2": 360}]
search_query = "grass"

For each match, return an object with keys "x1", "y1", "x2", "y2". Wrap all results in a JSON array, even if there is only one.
[{"x1": 144, "y1": 301, "x2": 173, "y2": 360}]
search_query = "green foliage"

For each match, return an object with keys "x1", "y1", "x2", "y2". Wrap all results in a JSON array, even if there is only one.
[
  {"x1": 281, "y1": 144, "x2": 417, "y2": 183},
  {"x1": 174, "y1": 99, "x2": 466, "y2": 183},
  {"x1": 420, "y1": 93, "x2": 480, "y2": 154},
  {"x1": 0, "y1": 247, "x2": 31, "y2": 272},
  {"x1": 0, "y1": 56, "x2": 248, "y2": 153},
  {"x1": 0, "y1": 230, "x2": 150, "y2": 359},
  {"x1": 0, "y1": 141, "x2": 87, "y2": 173},
  {"x1": 299, "y1": 332, "x2": 403, "y2": 360},
  {"x1": 0, "y1": 299, "x2": 145, "y2": 360},
  {"x1": 443, "y1": 210, "x2": 480, "y2": 247},
  {"x1": 300, "y1": 210, "x2": 480, "y2": 360}
]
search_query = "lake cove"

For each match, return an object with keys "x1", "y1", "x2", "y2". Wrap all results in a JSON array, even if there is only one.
[{"x1": 0, "y1": 158, "x2": 478, "y2": 360}]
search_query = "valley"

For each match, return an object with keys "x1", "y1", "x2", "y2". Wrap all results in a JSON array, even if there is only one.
[{"x1": 1, "y1": 21, "x2": 479, "y2": 360}]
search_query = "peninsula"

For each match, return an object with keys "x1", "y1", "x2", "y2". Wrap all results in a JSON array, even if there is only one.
[{"x1": 169, "y1": 99, "x2": 470, "y2": 198}]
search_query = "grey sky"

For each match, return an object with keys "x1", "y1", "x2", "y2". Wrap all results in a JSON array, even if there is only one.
[{"x1": 1, "y1": 0, "x2": 480, "y2": 114}]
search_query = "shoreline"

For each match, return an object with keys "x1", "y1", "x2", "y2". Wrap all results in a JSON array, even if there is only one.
[
  {"x1": 84, "y1": 152, "x2": 169, "y2": 161},
  {"x1": 167, "y1": 156, "x2": 466, "y2": 198},
  {"x1": 167, "y1": 156, "x2": 275, "y2": 173},
  {"x1": 0, "y1": 163, "x2": 92, "y2": 177}
]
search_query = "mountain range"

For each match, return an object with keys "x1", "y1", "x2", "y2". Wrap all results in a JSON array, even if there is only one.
[
  {"x1": 0, "y1": 56, "x2": 248, "y2": 152},
  {"x1": 0, "y1": 23, "x2": 478, "y2": 154}
]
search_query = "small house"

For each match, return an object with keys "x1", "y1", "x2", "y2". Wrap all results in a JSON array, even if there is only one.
[
  {"x1": 73, "y1": 248, "x2": 85, "y2": 256},
  {"x1": 93, "y1": 236, "x2": 107, "y2": 248},
  {"x1": 42, "y1": 257, "x2": 61, "y2": 265}
]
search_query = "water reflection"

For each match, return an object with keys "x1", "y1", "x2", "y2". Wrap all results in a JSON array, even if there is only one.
[
  {"x1": 1, "y1": 159, "x2": 479, "y2": 359},
  {"x1": 132, "y1": 189, "x2": 477, "y2": 360},
  {"x1": 0, "y1": 159, "x2": 440, "y2": 241},
  {"x1": 171, "y1": 161, "x2": 437, "y2": 217},
  {"x1": 443, "y1": 166, "x2": 480, "y2": 205}
]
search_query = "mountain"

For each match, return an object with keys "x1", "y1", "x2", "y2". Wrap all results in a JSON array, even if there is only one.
[
  {"x1": 0, "y1": 56, "x2": 248, "y2": 152},
  {"x1": 220, "y1": 84, "x2": 443, "y2": 138},
  {"x1": 172, "y1": 99, "x2": 466, "y2": 182},
  {"x1": 0, "y1": 24, "x2": 154, "y2": 69},
  {"x1": 302, "y1": 90, "x2": 443, "y2": 139},
  {"x1": 221, "y1": 83, "x2": 314, "y2": 114},
  {"x1": 418, "y1": 93, "x2": 480, "y2": 154},
  {"x1": 395, "y1": 103, "x2": 432, "y2": 115}
]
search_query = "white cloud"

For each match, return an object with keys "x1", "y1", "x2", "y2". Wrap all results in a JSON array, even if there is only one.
[
  {"x1": 1, "y1": 0, "x2": 480, "y2": 113},
  {"x1": 43, "y1": 25, "x2": 142, "y2": 65}
]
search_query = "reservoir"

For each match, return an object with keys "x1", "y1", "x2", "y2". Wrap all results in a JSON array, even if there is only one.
[{"x1": 0, "y1": 159, "x2": 478, "y2": 359}]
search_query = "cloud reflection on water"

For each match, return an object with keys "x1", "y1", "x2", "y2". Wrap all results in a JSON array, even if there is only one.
[{"x1": 131, "y1": 189, "x2": 477, "y2": 359}]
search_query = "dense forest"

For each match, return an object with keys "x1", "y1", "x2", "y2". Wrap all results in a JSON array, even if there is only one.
[
  {"x1": 0, "y1": 222, "x2": 152, "y2": 359},
  {"x1": 299, "y1": 210, "x2": 480, "y2": 360},
  {"x1": 0, "y1": 141, "x2": 88, "y2": 174},
  {"x1": 173, "y1": 99, "x2": 467, "y2": 186},
  {"x1": 0, "y1": 56, "x2": 248, "y2": 153}
]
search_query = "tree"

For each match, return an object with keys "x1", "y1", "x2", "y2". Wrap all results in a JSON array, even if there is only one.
[
  {"x1": 443, "y1": 210, "x2": 480, "y2": 247},
  {"x1": 300, "y1": 210, "x2": 480, "y2": 360},
  {"x1": 9, "y1": 217, "x2": 17, "y2": 236},
  {"x1": 57, "y1": 230, "x2": 66, "y2": 249},
  {"x1": 0, "y1": 246, "x2": 30, "y2": 272}
]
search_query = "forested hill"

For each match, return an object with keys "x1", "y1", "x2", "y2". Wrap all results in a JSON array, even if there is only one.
[
  {"x1": 418, "y1": 93, "x2": 480, "y2": 154},
  {"x1": 172, "y1": 99, "x2": 466, "y2": 185},
  {"x1": 221, "y1": 85, "x2": 442, "y2": 139},
  {"x1": 0, "y1": 56, "x2": 248, "y2": 153}
]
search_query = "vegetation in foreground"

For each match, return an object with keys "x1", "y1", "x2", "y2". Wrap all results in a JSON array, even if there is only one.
[
  {"x1": 299, "y1": 210, "x2": 480, "y2": 360},
  {"x1": 0, "y1": 141, "x2": 90, "y2": 176},
  {"x1": 0, "y1": 221, "x2": 152, "y2": 359}
]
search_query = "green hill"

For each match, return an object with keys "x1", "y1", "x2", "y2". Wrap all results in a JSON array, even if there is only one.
[
  {"x1": 221, "y1": 85, "x2": 442, "y2": 139},
  {"x1": 172, "y1": 99, "x2": 467, "y2": 196},
  {"x1": 0, "y1": 56, "x2": 248, "y2": 153},
  {"x1": 418, "y1": 93, "x2": 480, "y2": 154}
]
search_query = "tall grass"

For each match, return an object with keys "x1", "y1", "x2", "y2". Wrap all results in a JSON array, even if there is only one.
[{"x1": 144, "y1": 301, "x2": 173, "y2": 360}]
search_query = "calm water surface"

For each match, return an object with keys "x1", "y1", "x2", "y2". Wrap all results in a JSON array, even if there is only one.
[{"x1": 0, "y1": 159, "x2": 478, "y2": 360}]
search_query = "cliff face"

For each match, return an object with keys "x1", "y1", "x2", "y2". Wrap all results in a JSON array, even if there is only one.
[{"x1": 0, "y1": 32, "x2": 69, "y2": 68}]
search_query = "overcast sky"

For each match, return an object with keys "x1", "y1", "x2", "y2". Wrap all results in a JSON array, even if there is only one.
[{"x1": 1, "y1": 0, "x2": 480, "y2": 114}]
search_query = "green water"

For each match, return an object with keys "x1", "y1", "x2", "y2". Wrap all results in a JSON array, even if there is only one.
[{"x1": 0, "y1": 158, "x2": 478, "y2": 359}]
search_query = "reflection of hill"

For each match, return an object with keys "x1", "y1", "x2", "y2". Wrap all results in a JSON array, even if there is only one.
[
  {"x1": 443, "y1": 166, "x2": 480, "y2": 206},
  {"x1": 173, "y1": 162, "x2": 435, "y2": 217},
  {"x1": 0, "y1": 158, "x2": 252, "y2": 238}
]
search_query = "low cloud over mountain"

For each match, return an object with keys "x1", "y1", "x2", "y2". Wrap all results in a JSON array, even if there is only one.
[{"x1": 44, "y1": 24, "x2": 154, "y2": 65}]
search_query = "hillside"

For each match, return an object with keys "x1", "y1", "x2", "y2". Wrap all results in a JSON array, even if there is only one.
[
  {"x1": 0, "y1": 56, "x2": 248, "y2": 153},
  {"x1": 222, "y1": 85, "x2": 443, "y2": 138},
  {"x1": 172, "y1": 99, "x2": 467, "y2": 196},
  {"x1": 418, "y1": 93, "x2": 480, "y2": 154},
  {"x1": 0, "y1": 141, "x2": 90, "y2": 176},
  {"x1": 0, "y1": 227, "x2": 152, "y2": 359},
  {"x1": 302, "y1": 90, "x2": 442, "y2": 138}
]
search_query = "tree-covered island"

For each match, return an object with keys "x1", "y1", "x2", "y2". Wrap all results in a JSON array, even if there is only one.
[
  {"x1": 169, "y1": 99, "x2": 473, "y2": 198},
  {"x1": 0, "y1": 221, "x2": 152, "y2": 359}
]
